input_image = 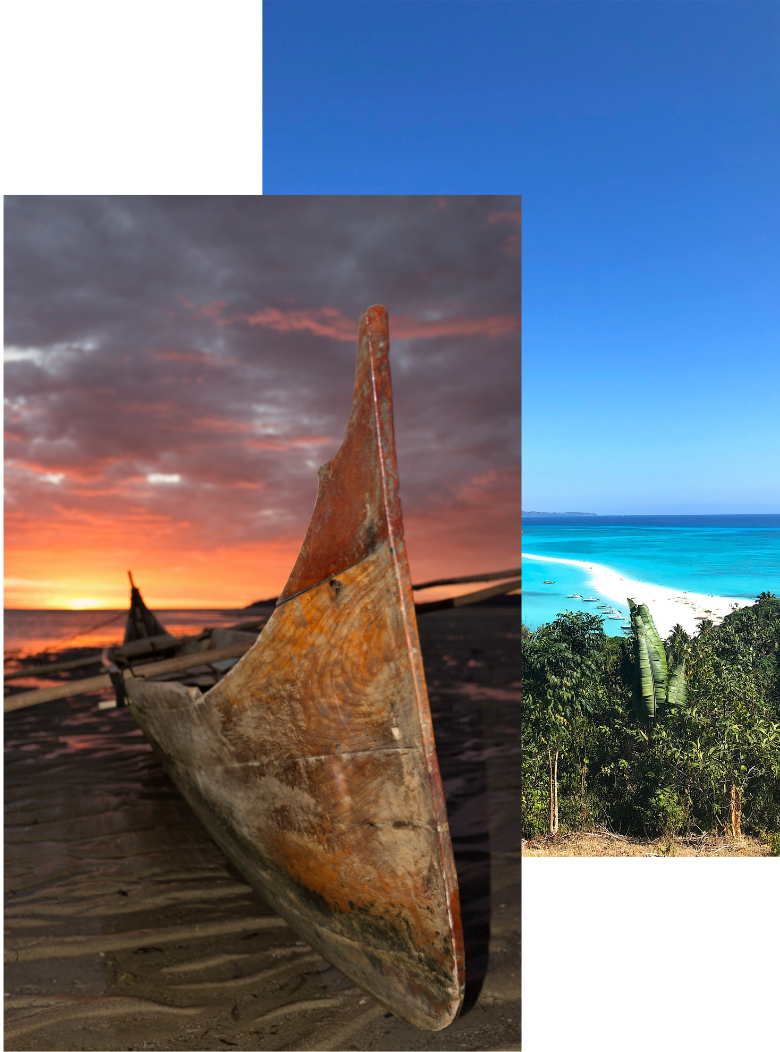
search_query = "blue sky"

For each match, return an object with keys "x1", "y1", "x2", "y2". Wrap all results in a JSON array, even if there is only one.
[{"x1": 265, "y1": 0, "x2": 780, "y2": 513}]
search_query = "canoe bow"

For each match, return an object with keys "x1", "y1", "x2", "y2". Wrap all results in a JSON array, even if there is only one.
[
  {"x1": 125, "y1": 306, "x2": 465, "y2": 1030},
  {"x1": 124, "y1": 570, "x2": 171, "y2": 644}
]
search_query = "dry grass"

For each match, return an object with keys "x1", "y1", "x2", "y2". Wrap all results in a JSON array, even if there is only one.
[{"x1": 522, "y1": 829, "x2": 774, "y2": 857}]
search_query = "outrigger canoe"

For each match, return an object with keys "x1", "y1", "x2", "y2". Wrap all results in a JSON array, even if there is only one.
[
  {"x1": 3, "y1": 583, "x2": 266, "y2": 705},
  {"x1": 99, "y1": 574, "x2": 265, "y2": 698},
  {"x1": 124, "y1": 306, "x2": 465, "y2": 1030}
]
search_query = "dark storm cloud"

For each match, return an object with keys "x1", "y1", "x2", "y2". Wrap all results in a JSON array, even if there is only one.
[{"x1": 5, "y1": 195, "x2": 520, "y2": 589}]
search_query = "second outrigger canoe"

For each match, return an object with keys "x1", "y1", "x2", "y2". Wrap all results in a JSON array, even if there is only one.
[{"x1": 125, "y1": 306, "x2": 465, "y2": 1030}]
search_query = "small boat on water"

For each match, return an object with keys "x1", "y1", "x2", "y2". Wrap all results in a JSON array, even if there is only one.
[
  {"x1": 2, "y1": 583, "x2": 267, "y2": 690},
  {"x1": 98, "y1": 577, "x2": 264, "y2": 699},
  {"x1": 582, "y1": 596, "x2": 598, "y2": 602},
  {"x1": 566, "y1": 593, "x2": 583, "y2": 599},
  {"x1": 123, "y1": 307, "x2": 465, "y2": 1030},
  {"x1": 543, "y1": 579, "x2": 555, "y2": 584}
]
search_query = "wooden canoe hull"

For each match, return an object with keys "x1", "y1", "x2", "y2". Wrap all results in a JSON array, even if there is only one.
[
  {"x1": 125, "y1": 307, "x2": 464, "y2": 1029},
  {"x1": 126, "y1": 544, "x2": 462, "y2": 1027}
]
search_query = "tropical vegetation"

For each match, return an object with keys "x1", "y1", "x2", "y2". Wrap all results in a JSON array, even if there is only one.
[{"x1": 521, "y1": 593, "x2": 780, "y2": 840}]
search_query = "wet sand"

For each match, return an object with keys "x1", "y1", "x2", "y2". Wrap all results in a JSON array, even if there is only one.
[{"x1": 4, "y1": 605, "x2": 521, "y2": 1051}]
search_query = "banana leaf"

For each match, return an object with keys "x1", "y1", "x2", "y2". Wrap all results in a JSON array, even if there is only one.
[
  {"x1": 627, "y1": 599, "x2": 688, "y2": 720},
  {"x1": 667, "y1": 660, "x2": 687, "y2": 708},
  {"x1": 640, "y1": 610, "x2": 665, "y2": 673},
  {"x1": 630, "y1": 605, "x2": 656, "y2": 723},
  {"x1": 638, "y1": 602, "x2": 668, "y2": 710}
]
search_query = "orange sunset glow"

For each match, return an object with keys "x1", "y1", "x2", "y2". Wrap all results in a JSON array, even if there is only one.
[{"x1": 5, "y1": 196, "x2": 520, "y2": 610}]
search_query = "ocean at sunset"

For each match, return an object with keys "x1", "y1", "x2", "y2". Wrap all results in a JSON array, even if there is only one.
[
  {"x1": 522, "y1": 514, "x2": 780, "y2": 634},
  {"x1": 2, "y1": 607, "x2": 265, "y2": 659}
]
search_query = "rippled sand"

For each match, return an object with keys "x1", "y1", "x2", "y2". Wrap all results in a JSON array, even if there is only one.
[{"x1": 4, "y1": 605, "x2": 521, "y2": 1051}]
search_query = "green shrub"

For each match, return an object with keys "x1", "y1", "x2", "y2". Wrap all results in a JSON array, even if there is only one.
[{"x1": 522, "y1": 594, "x2": 780, "y2": 840}]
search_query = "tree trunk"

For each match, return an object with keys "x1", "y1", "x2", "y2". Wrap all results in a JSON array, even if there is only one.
[
  {"x1": 548, "y1": 747, "x2": 559, "y2": 836},
  {"x1": 580, "y1": 762, "x2": 587, "y2": 822},
  {"x1": 730, "y1": 784, "x2": 742, "y2": 837}
]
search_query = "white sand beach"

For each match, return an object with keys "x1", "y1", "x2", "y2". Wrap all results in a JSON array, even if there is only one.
[{"x1": 524, "y1": 553, "x2": 754, "y2": 638}]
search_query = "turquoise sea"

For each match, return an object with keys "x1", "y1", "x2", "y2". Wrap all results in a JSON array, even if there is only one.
[{"x1": 522, "y1": 514, "x2": 780, "y2": 634}]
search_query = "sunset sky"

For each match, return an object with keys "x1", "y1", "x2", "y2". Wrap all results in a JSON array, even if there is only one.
[{"x1": 4, "y1": 195, "x2": 520, "y2": 609}]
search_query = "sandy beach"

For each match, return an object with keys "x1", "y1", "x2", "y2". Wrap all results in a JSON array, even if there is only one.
[
  {"x1": 4, "y1": 605, "x2": 520, "y2": 1051},
  {"x1": 523, "y1": 553, "x2": 754, "y2": 638}
]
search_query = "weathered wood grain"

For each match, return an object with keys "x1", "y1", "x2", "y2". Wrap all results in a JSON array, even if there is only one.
[
  {"x1": 277, "y1": 305, "x2": 401, "y2": 605},
  {"x1": 125, "y1": 306, "x2": 464, "y2": 1030}
]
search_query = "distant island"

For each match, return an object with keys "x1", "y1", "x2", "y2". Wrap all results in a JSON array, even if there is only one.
[{"x1": 522, "y1": 510, "x2": 597, "y2": 517}]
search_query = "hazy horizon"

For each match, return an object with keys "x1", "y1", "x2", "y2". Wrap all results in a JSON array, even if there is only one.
[{"x1": 517, "y1": 504, "x2": 778, "y2": 513}]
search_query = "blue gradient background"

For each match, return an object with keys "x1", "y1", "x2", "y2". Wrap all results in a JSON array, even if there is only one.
[{"x1": 265, "y1": 0, "x2": 780, "y2": 513}]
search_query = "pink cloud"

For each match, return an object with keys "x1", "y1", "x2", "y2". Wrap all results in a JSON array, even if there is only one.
[
  {"x1": 487, "y1": 211, "x2": 522, "y2": 257},
  {"x1": 179, "y1": 300, "x2": 519, "y2": 342},
  {"x1": 241, "y1": 307, "x2": 357, "y2": 339},
  {"x1": 191, "y1": 416, "x2": 256, "y2": 435},
  {"x1": 178, "y1": 299, "x2": 357, "y2": 339},
  {"x1": 7, "y1": 460, "x2": 124, "y2": 485},
  {"x1": 457, "y1": 466, "x2": 521, "y2": 504},
  {"x1": 502, "y1": 236, "x2": 520, "y2": 258},
  {"x1": 245, "y1": 438, "x2": 292, "y2": 451},
  {"x1": 177, "y1": 297, "x2": 228, "y2": 320},
  {"x1": 245, "y1": 435, "x2": 334, "y2": 452},
  {"x1": 487, "y1": 210, "x2": 522, "y2": 227}
]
